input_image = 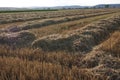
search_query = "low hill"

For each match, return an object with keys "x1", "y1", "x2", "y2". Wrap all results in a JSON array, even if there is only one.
[
  {"x1": 94, "y1": 4, "x2": 120, "y2": 8},
  {"x1": 0, "y1": 4, "x2": 120, "y2": 11}
]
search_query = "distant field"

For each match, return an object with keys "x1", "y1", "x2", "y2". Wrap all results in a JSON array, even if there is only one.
[
  {"x1": 0, "y1": 9, "x2": 120, "y2": 80},
  {"x1": 0, "y1": 9, "x2": 58, "y2": 13}
]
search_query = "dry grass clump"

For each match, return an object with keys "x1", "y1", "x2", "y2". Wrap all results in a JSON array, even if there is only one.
[
  {"x1": 78, "y1": 29, "x2": 120, "y2": 80},
  {"x1": 32, "y1": 34, "x2": 80, "y2": 51},
  {"x1": 100, "y1": 31, "x2": 120, "y2": 57},
  {"x1": 82, "y1": 50, "x2": 120, "y2": 80},
  {"x1": 78, "y1": 50, "x2": 120, "y2": 80},
  {"x1": 7, "y1": 26, "x2": 21, "y2": 32},
  {"x1": 81, "y1": 49, "x2": 120, "y2": 69},
  {"x1": 32, "y1": 15, "x2": 120, "y2": 52},
  {"x1": 0, "y1": 31, "x2": 36, "y2": 47}
]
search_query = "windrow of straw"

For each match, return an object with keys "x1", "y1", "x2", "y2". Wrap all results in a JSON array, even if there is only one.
[
  {"x1": 32, "y1": 15, "x2": 120, "y2": 52},
  {"x1": 0, "y1": 31, "x2": 36, "y2": 47},
  {"x1": 2, "y1": 11, "x2": 115, "y2": 32}
]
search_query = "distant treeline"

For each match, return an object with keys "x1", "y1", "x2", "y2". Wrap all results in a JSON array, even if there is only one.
[{"x1": 0, "y1": 9, "x2": 59, "y2": 13}]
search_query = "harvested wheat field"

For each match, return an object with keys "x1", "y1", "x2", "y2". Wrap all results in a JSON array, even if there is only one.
[{"x1": 0, "y1": 8, "x2": 120, "y2": 80}]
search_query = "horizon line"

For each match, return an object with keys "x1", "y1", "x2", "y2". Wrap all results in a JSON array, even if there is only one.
[{"x1": 0, "y1": 3, "x2": 120, "y2": 8}]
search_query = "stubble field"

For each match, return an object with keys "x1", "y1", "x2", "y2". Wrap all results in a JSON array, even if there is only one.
[{"x1": 0, "y1": 9, "x2": 120, "y2": 80}]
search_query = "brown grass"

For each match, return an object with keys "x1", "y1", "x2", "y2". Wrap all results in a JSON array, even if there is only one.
[
  {"x1": 30, "y1": 12, "x2": 120, "y2": 38},
  {"x1": 0, "y1": 9, "x2": 119, "y2": 25},
  {"x1": 6, "y1": 11, "x2": 116, "y2": 31},
  {"x1": 100, "y1": 30, "x2": 120, "y2": 57},
  {"x1": 0, "y1": 9, "x2": 120, "y2": 80},
  {"x1": 0, "y1": 45, "x2": 108, "y2": 80},
  {"x1": 0, "y1": 31, "x2": 36, "y2": 47},
  {"x1": 32, "y1": 15, "x2": 120, "y2": 52}
]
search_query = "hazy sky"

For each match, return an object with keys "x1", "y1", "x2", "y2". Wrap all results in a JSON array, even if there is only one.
[{"x1": 0, "y1": 0, "x2": 120, "y2": 7}]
